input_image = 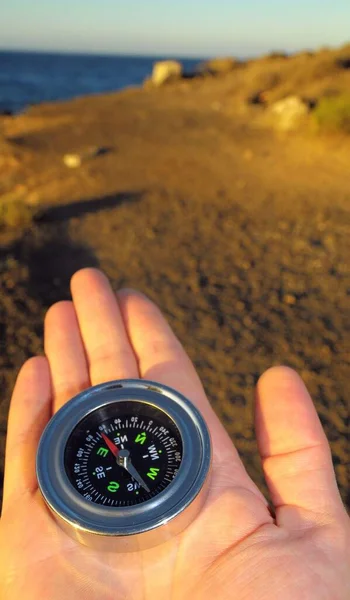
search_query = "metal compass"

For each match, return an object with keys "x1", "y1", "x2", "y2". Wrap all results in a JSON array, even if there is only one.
[{"x1": 36, "y1": 379, "x2": 212, "y2": 551}]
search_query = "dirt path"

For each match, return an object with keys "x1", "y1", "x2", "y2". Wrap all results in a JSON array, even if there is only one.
[{"x1": 0, "y1": 78, "x2": 349, "y2": 508}]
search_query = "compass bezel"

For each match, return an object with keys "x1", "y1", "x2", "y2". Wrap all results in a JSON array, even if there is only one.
[{"x1": 36, "y1": 379, "x2": 211, "y2": 547}]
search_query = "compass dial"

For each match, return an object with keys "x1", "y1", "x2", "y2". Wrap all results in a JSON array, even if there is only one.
[
  {"x1": 64, "y1": 401, "x2": 183, "y2": 506},
  {"x1": 37, "y1": 380, "x2": 211, "y2": 551}
]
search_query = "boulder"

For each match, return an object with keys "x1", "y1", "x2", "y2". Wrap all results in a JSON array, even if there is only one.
[
  {"x1": 63, "y1": 146, "x2": 110, "y2": 168},
  {"x1": 198, "y1": 57, "x2": 241, "y2": 75},
  {"x1": 337, "y1": 56, "x2": 350, "y2": 69},
  {"x1": 270, "y1": 96, "x2": 310, "y2": 131},
  {"x1": 151, "y1": 61, "x2": 183, "y2": 86},
  {"x1": 0, "y1": 109, "x2": 13, "y2": 117}
]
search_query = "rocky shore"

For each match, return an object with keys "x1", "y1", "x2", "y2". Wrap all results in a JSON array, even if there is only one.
[{"x1": 0, "y1": 44, "x2": 349, "y2": 508}]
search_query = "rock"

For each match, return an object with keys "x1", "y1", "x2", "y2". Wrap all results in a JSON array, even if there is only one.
[
  {"x1": 235, "y1": 301, "x2": 245, "y2": 312},
  {"x1": 337, "y1": 56, "x2": 350, "y2": 69},
  {"x1": 247, "y1": 91, "x2": 267, "y2": 105},
  {"x1": 151, "y1": 61, "x2": 183, "y2": 87},
  {"x1": 63, "y1": 146, "x2": 110, "y2": 168},
  {"x1": 0, "y1": 109, "x2": 13, "y2": 117},
  {"x1": 283, "y1": 294, "x2": 297, "y2": 305},
  {"x1": 270, "y1": 96, "x2": 310, "y2": 131},
  {"x1": 63, "y1": 154, "x2": 83, "y2": 168},
  {"x1": 198, "y1": 57, "x2": 241, "y2": 75}
]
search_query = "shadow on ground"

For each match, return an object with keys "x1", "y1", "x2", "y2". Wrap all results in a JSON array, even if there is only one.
[
  {"x1": 36, "y1": 191, "x2": 142, "y2": 223},
  {"x1": 0, "y1": 189, "x2": 144, "y2": 506}
]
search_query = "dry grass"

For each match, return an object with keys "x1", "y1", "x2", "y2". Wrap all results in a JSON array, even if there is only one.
[
  {"x1": 216, "y1": 42, "x2": 350, "y2": 106},
  {"x1": 313, "y1": 94, "x2": 350, "y2": 134},
  {"x1": 0, "y1": 198, "x2": 37, "y2": 229}
]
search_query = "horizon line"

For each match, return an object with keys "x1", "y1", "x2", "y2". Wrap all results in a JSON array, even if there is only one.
[
  {"x1": 0, "y1": 45, "x2": 316, "y2": 61},
  {"x1": 0, "y1": 40, "x2": 348, "y2": 61}
]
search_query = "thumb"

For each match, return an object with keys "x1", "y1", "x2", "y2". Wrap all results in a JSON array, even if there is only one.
[{"x1": 255, "y1": 366, "x2": 347, "y2": 529}]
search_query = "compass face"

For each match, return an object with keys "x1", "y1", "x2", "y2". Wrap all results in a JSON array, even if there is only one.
[{"x1": 64, "y1": 401, "x2": 183, "y2": 507}]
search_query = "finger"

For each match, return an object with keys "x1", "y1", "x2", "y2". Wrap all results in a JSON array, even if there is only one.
[
  {"x1": 44, "y1": 301, "x2": 90, "y2": 412},
  {"x1": 70, "y1": 269, "x2": 139, "y2": 385},
  {"x1": 116, "y1": 289, "x2": 226, "y2": 445},
  {"x1": 255, "y1": 366, "x2": 346, "y2": 527},
  {"x1": 2, "y1": 357, "x2": 51, "y2": 512},
  {"x1": 116, "y1": 288, "x2": 267, "y2": 502}
]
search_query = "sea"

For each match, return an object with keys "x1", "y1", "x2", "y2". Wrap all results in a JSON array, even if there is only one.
[{"x1": 0, "y1": 50, "x2": 203, "y2": 114}]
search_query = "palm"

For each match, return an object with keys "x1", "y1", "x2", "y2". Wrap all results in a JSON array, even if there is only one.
[{"x1": 1, "y1": 269, "x2": 349, "y2": 600}]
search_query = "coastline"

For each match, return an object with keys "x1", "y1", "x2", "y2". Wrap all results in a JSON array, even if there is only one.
[{"x1": 0, "y1": 47, "x2": 349, "y2": 508}]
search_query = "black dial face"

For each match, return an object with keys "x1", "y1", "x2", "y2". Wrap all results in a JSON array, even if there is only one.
[{"x1": 64, "y1": 401, "x2": 183, "y2": 506}]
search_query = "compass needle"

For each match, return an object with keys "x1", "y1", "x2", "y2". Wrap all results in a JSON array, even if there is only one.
[
  {"x1": 36, "y1": 379, "x2": 211, "y2": 551},
  {"x1": 100, "y1": 432, "x2": 119, "y2": 457},
  {"x1": 125, "y1": 460, "x2": 151, "y2": 493}
]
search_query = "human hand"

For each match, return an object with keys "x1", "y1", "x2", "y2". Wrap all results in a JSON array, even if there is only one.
[{"x1": 0, "y1": 268, "x2": 349, "y2": 600}]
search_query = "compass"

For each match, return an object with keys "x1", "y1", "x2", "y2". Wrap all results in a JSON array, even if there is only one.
[{"x1": 36, "y1": 379, "x2": 212, "y2": 551}]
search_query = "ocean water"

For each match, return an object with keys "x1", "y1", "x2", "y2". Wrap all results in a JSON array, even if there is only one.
[{"x1": 0, "y1": 51, "x2": 202, "y2": 114}]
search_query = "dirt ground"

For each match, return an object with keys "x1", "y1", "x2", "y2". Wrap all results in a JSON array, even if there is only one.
[{"x1": 0, "y1": 71, "x2": 349, "y2": 510}]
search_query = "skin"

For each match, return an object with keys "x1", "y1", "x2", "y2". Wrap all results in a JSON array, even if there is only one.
[{"x1": 0, "y1": 268, "x2": 349, "y2": 600}]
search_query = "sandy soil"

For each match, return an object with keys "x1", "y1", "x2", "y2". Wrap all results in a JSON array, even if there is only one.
[{"x1": 0, "y1": 72, "x2": 349, "y2": 509}]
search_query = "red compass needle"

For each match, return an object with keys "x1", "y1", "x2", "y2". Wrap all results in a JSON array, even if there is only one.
[{"x1": 100, "y1": 432, "x2": 119, "y2": 457}]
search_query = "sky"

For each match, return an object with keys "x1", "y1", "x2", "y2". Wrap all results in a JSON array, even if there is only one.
[{"x1": 1, "y1": 0, "x2": 349, "y2": 58}]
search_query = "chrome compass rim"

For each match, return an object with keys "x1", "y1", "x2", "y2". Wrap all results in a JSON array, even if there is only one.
[{"x1": 36, "y1": 379, "x2": 212, "y2": 544}]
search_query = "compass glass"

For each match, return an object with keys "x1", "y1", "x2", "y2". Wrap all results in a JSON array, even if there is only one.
[{"x1": 64, "y1": 401, "x2": 183, "y2": 507}]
